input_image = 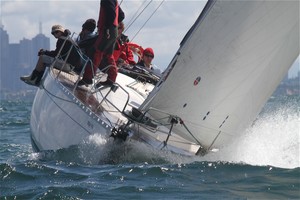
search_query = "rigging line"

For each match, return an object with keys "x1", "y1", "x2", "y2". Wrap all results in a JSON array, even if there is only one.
[
  {"x1": 124, "y1": 0, "x2": 153, "y2": 33},
  {"x1": 207, "y1": 131, "x2": 222, "y2": 151},
  {"x1": 124, "y1": 0, "x2": 148, "y2": 33},
  {"x1": 161, "y1": 118, "x2": 176, "y2": 149},
  {"x1": 130, "y1": 0, "x2": 165, "y2": 42},
  {"x1": 180, "y1": 119, "x2": 205, "y2": 148},
  {"x1": 90, "y1": 90, "x2": 114, "y2": 127}
]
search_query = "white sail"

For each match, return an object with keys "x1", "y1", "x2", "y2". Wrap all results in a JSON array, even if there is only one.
[{"x1": 140, "y1": 0, "x2": 299, "y2": 150}]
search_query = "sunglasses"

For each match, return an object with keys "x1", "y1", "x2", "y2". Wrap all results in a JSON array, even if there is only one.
[
  {"x1": 51, "y1": 31, "x2": 60, "y2": 35},
  {"x1": 144, "y1": 54, "x2": 154, "y2": 58}
]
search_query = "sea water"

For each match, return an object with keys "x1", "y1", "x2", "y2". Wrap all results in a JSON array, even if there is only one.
[{"x1": 0, "y1": 96, "x2": 299, "y2": 199}]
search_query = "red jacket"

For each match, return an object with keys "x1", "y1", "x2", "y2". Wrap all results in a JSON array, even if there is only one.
[{"x1": 113, "y1": 36, "x2": 136, "y2": 65}]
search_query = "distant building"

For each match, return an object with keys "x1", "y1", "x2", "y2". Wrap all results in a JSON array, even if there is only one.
[
  {"x1": 0, "y1": 24, "x2": 9, "y2": 91},
  {"x1": 0, "y1": 23, "x2": 50, "y2": 95},
  {"x1": 32, "y1": 33, "x2": 50, "y2": 65}
]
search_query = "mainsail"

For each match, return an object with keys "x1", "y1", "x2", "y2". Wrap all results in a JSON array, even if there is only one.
[{"x1": 140, "y1": 0, "x2": 299, "y2": 150}]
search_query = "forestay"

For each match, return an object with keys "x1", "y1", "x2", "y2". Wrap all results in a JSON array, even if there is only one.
[{"x1": 140, "y1": 0, "x2": 299, "y2": 150}]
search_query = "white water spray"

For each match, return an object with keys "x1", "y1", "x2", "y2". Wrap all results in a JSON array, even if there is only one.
[{"x1": 203, "y1": 104, "x2": 300, "y2": 169}]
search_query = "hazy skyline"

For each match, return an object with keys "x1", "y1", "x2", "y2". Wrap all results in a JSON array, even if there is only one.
[
  {"x1": 1, "y1": 0, "x2": 299, "y2": 77},
  {"x1": 1, "y1": 0, "x2": 207, "y2": 70}
]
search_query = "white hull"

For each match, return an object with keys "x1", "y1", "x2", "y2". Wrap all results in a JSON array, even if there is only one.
[
  {"x1": 30, "y1": 69, "x2": 111, "y2": 151},
  {"x1": 30, "y1": 68, "x2": 198, "y2": 156}
]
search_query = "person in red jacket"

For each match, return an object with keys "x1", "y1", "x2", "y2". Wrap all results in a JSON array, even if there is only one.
[
  {"x1": 97, "y1": 22, "x2": 135, "y2": 71},
  {"x1": 79, "y1": 0, "x2": 124, "y2": 86}
]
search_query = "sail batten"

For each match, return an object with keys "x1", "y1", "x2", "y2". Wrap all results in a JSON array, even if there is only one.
[{"x1": 141, "y1": 0, "x2": 300, "y2": 148}]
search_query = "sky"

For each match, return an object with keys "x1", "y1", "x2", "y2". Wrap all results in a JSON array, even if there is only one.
[{"x1": 1, "y1": 0, "x2": 299, "y2": 77}]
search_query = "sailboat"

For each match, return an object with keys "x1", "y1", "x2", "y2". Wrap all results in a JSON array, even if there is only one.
[{"x1": 28, "y1": 0, "x2": 299, "y2": 156}]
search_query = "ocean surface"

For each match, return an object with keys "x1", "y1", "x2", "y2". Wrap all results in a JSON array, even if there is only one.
[{"x1": 0, "y1": 96, "x2": 299, "y2": 199}]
